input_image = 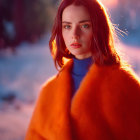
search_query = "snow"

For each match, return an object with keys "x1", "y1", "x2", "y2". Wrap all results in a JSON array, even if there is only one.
[
  {"x1": 0, "y1": 36, "x2": 57, "y2": 140},
  {"x1": 0, "y1": 38, "x2": 57, "y2": 103},
  {"x1": 0, "y1": 36, "x2": 140, "y2": 140},
  {"x1": 0, "y1": 104, "x2": 33, "y2": 140},
  {"x1": 117, "y1": 43, "x2": 140, "y2": 76}
]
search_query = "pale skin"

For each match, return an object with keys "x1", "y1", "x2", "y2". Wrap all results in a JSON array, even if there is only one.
[{"x1": 62, "y1": 5, "x2": 93, "y2": 60}]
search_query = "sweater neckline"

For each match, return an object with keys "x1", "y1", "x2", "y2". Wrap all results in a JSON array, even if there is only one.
[{"x1": 72, "y1": 57, "x2": 93, "y2": 76}]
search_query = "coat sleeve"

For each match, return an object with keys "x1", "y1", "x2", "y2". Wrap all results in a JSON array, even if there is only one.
[{"x1": 101, "y1": 66, "x2": 140, "y2": 140}]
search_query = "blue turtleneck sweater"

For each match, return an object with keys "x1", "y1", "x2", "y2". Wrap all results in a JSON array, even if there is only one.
[{"x1": 71, "y1": 57, "x2": 93, "y2": 97}]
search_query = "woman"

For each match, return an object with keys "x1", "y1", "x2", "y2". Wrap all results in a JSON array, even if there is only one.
[{"x1": 25, "y1": 0, "x2": 140, "y2": 139}]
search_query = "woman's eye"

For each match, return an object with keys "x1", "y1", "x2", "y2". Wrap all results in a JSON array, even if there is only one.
[
  {"x1": 81, "y1": 24, "x2": 90, "y2": 28},
  {"x1": 63, "y1": 25, "x2": 71, "y2": 29}
]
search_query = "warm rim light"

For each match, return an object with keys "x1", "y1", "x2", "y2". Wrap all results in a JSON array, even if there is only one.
[
  {"x1": 100, "y1": 0, "x2": 118, "y2": 7},
  {"x1": 52, "y1": 40, "x2": 57, "y2": 58}
]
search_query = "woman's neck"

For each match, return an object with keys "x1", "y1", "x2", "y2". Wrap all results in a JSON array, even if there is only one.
[{"x1": 72, "y1": 57, "x2": 93, "y2": 76}]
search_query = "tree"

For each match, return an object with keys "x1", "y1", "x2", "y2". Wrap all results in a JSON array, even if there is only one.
[{"x1": 24, "y1": 0, "x2": 54, "y2": 42}]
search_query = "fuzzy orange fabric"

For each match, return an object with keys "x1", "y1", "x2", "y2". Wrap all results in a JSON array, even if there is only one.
[{"x1": 25, "y1": 60, "x2": 140, "y2": 140}]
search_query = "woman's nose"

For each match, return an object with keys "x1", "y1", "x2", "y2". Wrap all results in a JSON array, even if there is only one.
[{"x1": 72, "y1": 26, "x2": 80, "y2": 40}]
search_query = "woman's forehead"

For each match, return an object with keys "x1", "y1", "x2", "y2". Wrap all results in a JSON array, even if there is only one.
[{"x1": 62, "y1": 4, "x2": 91, "y2": 22}]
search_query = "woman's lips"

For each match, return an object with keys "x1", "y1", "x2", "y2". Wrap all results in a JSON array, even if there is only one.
[{"x1": 70, "y1": 43, "x2": 82, "y2": 48}]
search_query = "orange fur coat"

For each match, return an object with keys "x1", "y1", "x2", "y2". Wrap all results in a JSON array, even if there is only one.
[{"x1": 25, "y1": 60, "x2": 140, "y2": 140}]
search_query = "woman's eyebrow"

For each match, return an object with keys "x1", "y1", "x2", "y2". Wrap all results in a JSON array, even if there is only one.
[
  {"x1": 62, "y1": 20, "x2": 91, "y2": 24},
  {"x1": 79, "y1": 20, "x2": 91, "y2": 23},
  {"x1": 62, "y1": 21, "x2": 72, "y2": 24}
]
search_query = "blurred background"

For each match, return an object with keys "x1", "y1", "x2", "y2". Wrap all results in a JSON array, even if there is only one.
[{"x1": 0, "y1": 0, "x2": 140, "y2": 139}]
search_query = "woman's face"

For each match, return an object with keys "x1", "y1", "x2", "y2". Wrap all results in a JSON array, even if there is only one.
[{"x1": 62, "y1": 4, "x2": 93, "y2": 59}]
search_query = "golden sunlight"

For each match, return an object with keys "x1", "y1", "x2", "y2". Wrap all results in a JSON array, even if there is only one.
[
  {"x1": 100, "y1": 0, "x2": 118, "y2": 7},
  {"x1": 52, "y1": 40, "x2": 57, "y2": 58}
]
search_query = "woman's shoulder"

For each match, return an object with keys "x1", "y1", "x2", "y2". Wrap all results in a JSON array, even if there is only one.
[
  {"x1": 96, "y1": 63, "x2": 140, "y2": 84},
  {"x1": 42, "y1": 75, "x2": 57, "y2": 88},
  {"x1": 109, "y1": 64, "x2": 140, "y2": 85},
  {"x1": 40, "y1": 74, "x2": 62, "y2": 96},
  {"x1": 98, "y1": 63, "x2": 140, "y2": 96},
  {"x1": 42, "y1": 59, "x2": 73, "y2": 87}
]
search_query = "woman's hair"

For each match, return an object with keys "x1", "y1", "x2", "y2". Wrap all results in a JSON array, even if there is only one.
[{"x1": 49, "y1": 0, "x2": 121, "y2": 69}]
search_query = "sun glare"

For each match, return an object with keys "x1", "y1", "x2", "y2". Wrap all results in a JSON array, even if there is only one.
[{"x1": 100, "y1": 0, "x2": 118, "y2": 7}]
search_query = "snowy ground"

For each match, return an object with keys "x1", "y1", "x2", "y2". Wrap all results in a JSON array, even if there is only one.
[
  {"x1": 0, "y1": 38, "x2": 140, "y2": 140},
  {"x1": 0, "y1": 37, "x2": 57, "y2": 140}
]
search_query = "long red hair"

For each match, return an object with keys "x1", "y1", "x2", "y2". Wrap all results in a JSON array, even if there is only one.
[{"x1": 49, "y1": 0, "x2": 120, "y2": 69}]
